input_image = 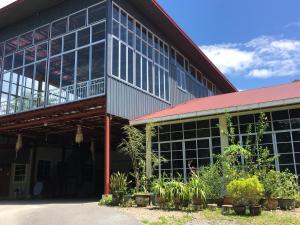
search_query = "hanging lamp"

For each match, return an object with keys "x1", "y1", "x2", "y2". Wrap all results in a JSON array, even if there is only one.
[
  {"x1": 15, "y1": 134, "x2": 23, "y2": 158},
  {"x1": 75, "y1": 125, "x2": 83, "y2": 145}
]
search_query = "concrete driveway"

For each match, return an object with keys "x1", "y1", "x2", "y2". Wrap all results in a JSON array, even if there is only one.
[{"x1": 0, "y1": 200, "x2": 140, "y2": 225}]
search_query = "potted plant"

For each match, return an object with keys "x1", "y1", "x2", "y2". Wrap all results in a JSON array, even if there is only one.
[
  {"x1": 198, "y1": 164, "x2": 223, "y2": 206},
  {"x1": 110, "y1": 172, "x2": 129, "y2": 206},
  {"x1": 169, "y1": 179, "x2": 186, "y2": 209},
  {"x1": 188, "y1": 173, "x2": 206, "y2": 210},
  {"x1": 227, "y1": 178, "x2": 247, "y2": 215},
  {"x1": 262, "y1": 170, "x2": 281, "y2": 210},
  {"x1": 278, "y1": 171, "x2": 298, "y2": 210},
  {"x1": 246, "y1": 176, "x2": 264, "y2": 216},
  {"x1": 152, "y1": 177, "x2": 168, "y2": 208}
]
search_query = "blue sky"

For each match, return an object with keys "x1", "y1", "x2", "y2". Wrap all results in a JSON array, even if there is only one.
[{"x1": 157, "y1": 0, "x2": 300, "y2": 90}]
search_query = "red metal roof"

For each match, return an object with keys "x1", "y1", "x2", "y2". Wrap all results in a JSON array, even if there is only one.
[{"x1": 132, "y1": 82, "x2": 300, "y2": 124}]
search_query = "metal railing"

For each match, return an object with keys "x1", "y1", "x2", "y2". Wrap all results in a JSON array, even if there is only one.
[{"x1": 0, "y1": 78, "x2": 105, "y2": 116}]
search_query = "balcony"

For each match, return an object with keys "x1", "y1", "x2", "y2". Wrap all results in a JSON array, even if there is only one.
[{"x1": 0, "y1": 77, "x2": 105, "y2": 116}]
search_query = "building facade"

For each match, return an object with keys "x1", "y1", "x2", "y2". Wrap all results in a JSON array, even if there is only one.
[
  {"x1": 131, "y1": 82, "x2": 300, "y2": 184},
  {"x1": 0, "y1": 0, "x2": 235, "y2": 199}
]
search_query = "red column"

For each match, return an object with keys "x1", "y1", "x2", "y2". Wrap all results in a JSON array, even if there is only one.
[{"x1": 104, "y1": 114, "x2": 111, "y2": 195}]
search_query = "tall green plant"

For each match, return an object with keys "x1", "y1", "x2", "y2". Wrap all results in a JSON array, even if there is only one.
[{"x1": 110, "y1": 172, "x2": 129, "y2": 193}]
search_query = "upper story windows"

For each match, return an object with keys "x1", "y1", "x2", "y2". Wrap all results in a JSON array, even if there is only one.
[
  {"x1": 111, "y1": 3, "x2": 170, "y2": 102},
  {"x1": 172, "y1": 48, "x2": 217, "y2": 95},
  {"x1": 0, "y1": 1, "x2": 106, "y2": 58}
]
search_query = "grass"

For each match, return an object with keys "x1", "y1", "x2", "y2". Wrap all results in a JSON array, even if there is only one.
[
  {"x1": 141, "y1": 215, "x2": 192, "y2": 225},
  {"x1": 202, "y1": 208, "x2": 300, "y2": 225}
]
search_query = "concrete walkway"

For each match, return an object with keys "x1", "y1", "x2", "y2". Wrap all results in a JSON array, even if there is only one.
[{"x1": 0, "y1": 200, "x2": 140, "y2": 225}]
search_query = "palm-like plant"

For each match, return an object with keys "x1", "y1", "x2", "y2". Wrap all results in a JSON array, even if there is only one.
[{"x1": 188, "y1": 173, "x2": 206, "y2": 206}]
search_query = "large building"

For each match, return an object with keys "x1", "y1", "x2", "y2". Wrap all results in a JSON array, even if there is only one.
[{"x1": 0, "y1": 0, "x2": 236, "y2": 199}]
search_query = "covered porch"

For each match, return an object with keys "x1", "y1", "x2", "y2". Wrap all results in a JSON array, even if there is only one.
[{"x1": 0, "y1": 96, "x2": 129, "y2": 199}]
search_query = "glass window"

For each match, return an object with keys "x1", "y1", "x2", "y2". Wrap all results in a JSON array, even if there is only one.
[
  {"x1": 23, "y1": 65, "x2": 34, "y2": 99},
  {"x1": 276, "y1": 132, "x2": 291, "y2": 143},
  {"x1": 48, "y1": 56, "x2": 61, "y2": 97},
  {"x1": 120, "y1": 26, "x2": 127, "y2": 43},
  {"x1": 36, "y1": 43, "x2": 48, "y2": 60},
  {"x1": 113, "y1": 5, "x2": 119, "y2": 21},
  {"x1": 34, "y1": 61, "x2": 47, "y2": 107},
  {"x1": 121, "y1": 11, "x2": 127, "y2": 26},
  {"x1": 62, "y1": 52, "x2": 75, "y2": 87},
  {"x1": 128, "y1": 31, "x2": 134, "y2": 47},
  {"x1": 25, "y1": 47, "x2": 35, "y2": 64},
  {"x1": 113, "y1": 20, "x2": 119, "y2": 37},
  {"x1": 92, "y1": 23, "x2": 105, "y2": 42},
  {"x1": 128, "y1": 16, "x2": 134, "y2": 31},
  {"x1": 88, "y1": 3, "x2": 106, "y2": 24},
  {"x1": 51, "y1": 38, "x2": 62, "y2": 56},
  {"x1": 154, "y1": 66, "x2": 159, "y2": 96},
  {"x1": 290, "y1": 109, "x2": 300, "y2": 119},
  {"x1": 120, "y1": 43, "x2": 127, "y2": 81},
  {"x1": 0, "y1": 43, "x2": 4, "y2": 57},
  {"x1": 128, "y1": 48, "x2": 134, "y2": 84},
  {"x1": 34, "y1": 25, "x2": 49, "y2": 44},
  {"x1": 277, "y1": 143, "x2": 293, "y2": 154},
  {"x1": 77, "y1": 28, "x2": 90, "y2": 47},
  {"x1": 165, "y1": 72, "x2": 169, "y2": 101},
  {"x1": 14, "y1": 51, "x2": 24, "y2": 68},
  {"x1": 69, "y1": 10, "x2": 86, "y2": 31},
  {"x1": 142, "y1": 57, "x2": 147, "y2": 91},
  {"x1": 148, "y1": 61, "x2": 153, "y2": 93},
  {"x1": 112, "y1": 39, "x2": 119, "y2": 77},
  {"x1": 272, "y1": 110, "x2": 289, "y2": 120},
  {"x1": 4, "y1": 55, "x2": 13, "y2": 71},
  {"x1": 136, "y1": 53, "x2": 141, "y2": 87},
  {"x1": 77, "y1": 47, "x2": 90, "y2": 82},
  {"x1": 14, "y1": 164, "x2": 26, "y2": 182},
  {"x1": 5, "y1": 38, "x2": 18, "y2": 55},
  {"x1": 91, "y1": 42, "x2": 105, "y2": 79},
  {"x1": 159, "y1": 68, "x2": 165, "y2": 98},
  {"x1": 19, "y1": 32, "x2": 33, "y2": 49},
  {"x1": 64, "y1": 33, "x2": 76, "y2": 52},
  {"x1": 51, "y1": 18, "x2": 67, "y2": 37}
]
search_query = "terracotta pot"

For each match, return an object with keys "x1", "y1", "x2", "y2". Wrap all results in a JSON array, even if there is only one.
[
  {"x1": 233, "y1": 205, "x2": 246, "y2": 215},
  {"x1": 278, "y1": 199, "x2": 295, "y2": 210},
  {"x1": 249, "y1": 205, "x2": 262, "y2": 216},
  {"x1": 223, "y1": 196, "x2": 234, "y2": 205},
  {"x1": 266, "y1": 198, "x2": 278, "y2": 210},
  {"x1": 135, "y1": 194, "x2": 150, "y2": 207},
  {"x1": 156, "y1": 195, "x2": 166, "y2": 208},
  {"x1": 193, "y1": 196, "x2": 204, "y2": 206}
]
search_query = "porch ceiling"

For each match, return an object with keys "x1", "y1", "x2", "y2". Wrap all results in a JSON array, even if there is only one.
[{"x1": 0, "y1": 97, "x2": 108, "y2": 136}]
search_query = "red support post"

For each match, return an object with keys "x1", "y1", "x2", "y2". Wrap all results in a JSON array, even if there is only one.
[{"x1": 104, "y1": 114, "x2": 111, "y2": 195}]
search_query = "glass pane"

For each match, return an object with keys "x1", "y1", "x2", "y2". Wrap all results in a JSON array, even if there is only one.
[
  {"x1": 148, "y1": 61, "x2": 153, "y2": 93},
  {"x1": 121, "y1": 10, "x2": 127, "y2": 26},
  {"x1": 77, "y1": 28, "x2": 90, "y2": 47},
  {"x1": 77, "y1": 47, "x2": 89, "y2": 82},
  {"x1": 48, "y1": 56, "x2": 61, "y2": 105},
  {"x1": 293, "y1": 131, "x2": 300, "y2": 142},
  {"x1": 290, "y1": 109, "x2": 300, "y2": 119},
  {"x1": 120, "y1": 43, "x2": 126, "y2": 81},
  {"x1": 0, "y1": 43, "x2": 4, "y2": 57},
  {"x1": 136, "y1": 53, "x2": 141, "y2": 87},
  {"x1": 23, "y1": 65, "x2": 34, "y2": 100},
  {"x1": 154, "y1": 66, "x2": 159, "y2": 96},
  {"x1": 34, "y1": 25, "x2": 49, "y2": 44},
  {"x1": 25, "y1": 47, "x2": 35, "y2": 64},
  {"x1": 69, "y1": 10, "x2": 86, "y2": 31},
  {"x1": 120, "y1": 26, "x2": 127, "y2": 43},
  {"x1": 36, "y1": 43, "x2": 48, "y2": 61},
  {"x1": 171, "y1": 123, "x2": 182, "y2": 132},
  {"x1": 128, "y1": 16, "x2": 134, "y2": 31},
  {"x1": 51, "y1": 18, "x2": 67, "y2": 37},
  {"x1": 277, "y1": 143, "x2": 293, "y2": 154},
  {"x1": 5, "y1": 38, "x2": 18, "y2": 55},
  {"x1": 63, "y1": 33, "x2": 76, "y2": 52},
  {"x1": 112, "y1": 20, "x2": 119, "y2": 37},
  {"x1": 294, "y1": 142, "x2": 300, "y2": 153},
  {"x1": 34, "y1": 61, "x2": 46, "y2": 107},
  {"x1": 278, "y1": 154, "x2": 294, "y2": 164},
  {"x1": 273, "y1": 120, "x2": 290, "y2": 131},
  {"x1": 14, "y1": 51, "x2": 24, "y2": 68},
  {"x1": 88, "y1": 2, "x2": 106, "y2": 24},
  {"x1": 142, "y1": 57, "x2": 147, "y2": 91},
  {"x1": 159, "y1": 68, "x2": 164, "y2": 98},
  {"x1": 128, "y1": 48, "x2": 134, "y2": 84},
  {"x1": 185, "y1": 141, "x2": 196, "y2": 150},
  {"x1": 113, "y1": 5, "x2": 119, "y2": 21},
  {"x1": 19, "y1": 32, "x2": 33, "y2": 49},
  {"x1": 272, "y1": 110, "x2": 289, "y2": 120},
  {"x1": 4, "y1": 55, "x2": 13, "y2": 71},
  {"x1": 276, "y1": 132, "x2": 291, "y2": 143},
  {"x1": 112, "y1": 39, "x2": 119, "y2": 77},
  {"x1": 51, "y1": 38, "x2": 62, "y2": 56},
  {"x1": 92, "y1": 23, "x2": 105, "y2": 42},
  {"x1": 291, "y1": 119, "x2": 300, "y2": 129},
  {"x1": 62, "y1": 52, "x2": 75, "y2": 87},
  {"x1": 91, "y1": 43, "x2": 105, "y2": 79}
]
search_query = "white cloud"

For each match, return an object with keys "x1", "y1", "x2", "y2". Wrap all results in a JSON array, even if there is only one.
[
  {"x1": 285, "y1": 22, "x2": 300, "y2": 28},
  {"x1": 201, "y1": 36, "x2": 300, "y2": 79}
]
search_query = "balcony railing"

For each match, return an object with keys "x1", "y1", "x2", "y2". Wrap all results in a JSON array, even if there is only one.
[{"x1": 0, "y1": 78, "x2": 105, "y2": 116}]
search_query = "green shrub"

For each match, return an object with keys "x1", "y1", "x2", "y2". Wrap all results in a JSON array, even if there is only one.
[
  {"x1": 278, "y1": 171, "x2": 298, "y2": 200},
  {"x1": 198, "y1": 164, "x2": 223, "y2": 200},
  {"x1": 227, "y1": 176, "x2": 264, "y2": 206},
  {"x1": 110, "y1": 172, "x2": 129, "y2": 194},
  {"x1": 188, "y1": 173, "x2": 206, "y2": 201},
  {"x1": 263, "y1": 170, "x2": 281, "y2": 198},
  {"x1": 98, "y1": 195, "x2": 113, "y2": 206}
]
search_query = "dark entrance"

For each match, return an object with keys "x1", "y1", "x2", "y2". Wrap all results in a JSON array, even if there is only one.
[{"x1": 0, "y1": 163, "x2": 11, "y2": 197}]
